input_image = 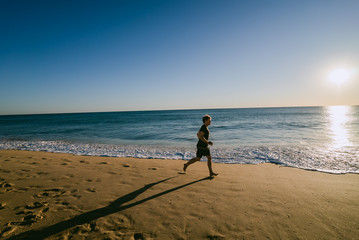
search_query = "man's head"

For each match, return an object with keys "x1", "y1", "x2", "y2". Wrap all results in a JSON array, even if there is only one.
[{"x1": 202, "y1": 114, "x2": 212, "y2": 126}]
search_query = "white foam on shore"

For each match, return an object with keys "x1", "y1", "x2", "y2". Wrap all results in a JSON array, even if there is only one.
[{"x1": 0, "y1": 140, "x2": 358, "y2": 174}]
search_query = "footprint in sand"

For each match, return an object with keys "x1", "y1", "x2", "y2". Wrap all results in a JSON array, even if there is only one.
[
  {"x1": 33, "y1": 188, "x2": 66, "y2": 199},
  {"x1": 119, "y1": 232, "x2": 153, "y2": 240},
  {"x1": 71, "y1": 194, "x2": 82, "y2": 199},
  {"x1": 69, "y1": 189, "x2": 82, "y2": 199},
  {"x1": 25, "y1": 202, "x2": 47, "y2": 210},
  {"x1": 0, "y1": 182, "x2": 13, "y2": 192},
  {"x1": 16, "y1": 210, "x2": 32, "y2": 215},
  {"x1": 58, "y1": 201, "x2": 70, "y2": 206},
  {"x1": 0, "y1": 225, "x2": 17, "y2": 238},
  {"x1": 11, "y1": 203, "x2": 50, "y2": 227},
  {"x1": 46, "y1": 188, "x2": 66, "y2": 193},
  {"x1": 59, "y1": 222, "x2": 99, "y2": 239},
  {"x1": 13, "y1": 211, "x2": 45, "y2": 226},
  {"x1": 16, "y1": 187, "x2": 30, "y2": 193},
  {"x1": 148, "y1": 167, "x2": 158, "y2": 170},
  {"x1": 80, "y1": 160, "x2": 90, "y2": 164},
  {"x1": 33, "y1": 192, "x2": 50, "y2": 199},
  {"x1": 96, "y1": 215, "x2": 133, "y2": 233},
  {"x1": 133, "y1": 232, "x2": 153, "y2": 240},
  {"x1": 0, "y1": 182, "x2": 12, "y2": 188},
  {"x1": 99, "y1": 161, "x2": 108, "y2": 164},
  {"x1": 0, "y1": 202, "x2": 6, "y2": 210},
  {"x1": 207, "y1": 234, "x2": 226, "y2": 240},
  {"x1": 52, "y1": 215, "x2": 150, "y2": 240},
  {"x1": 86, "y1": 188, "x2": 96, "y2": 193}
]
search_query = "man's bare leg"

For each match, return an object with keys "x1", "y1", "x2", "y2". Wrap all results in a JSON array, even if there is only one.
[
  {"x1": 206, "y1": 155, "x2": 218, "y2": 177},
  {"x1": 183, "y1": 157, "x2": 200, "y2": 172}
]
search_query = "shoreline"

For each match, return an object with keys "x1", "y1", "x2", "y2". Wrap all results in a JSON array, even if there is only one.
[
  {"x1": 1, "y1": 150, "x2": 359, "y2": 239},
  {"x1": 4, "y1": 148, "x2": 359, "y2": 175},
  {"x1": 1, "y1": 142, "x2": 358, "y2": 175}
]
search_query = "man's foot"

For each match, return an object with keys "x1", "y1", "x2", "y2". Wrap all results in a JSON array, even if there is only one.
[
  {"x1": 210, "y1": 172, "x2": 218, "y2": 177},
  {"x1": 183, "y1": 163, "x2": 188, "y2": 172}
]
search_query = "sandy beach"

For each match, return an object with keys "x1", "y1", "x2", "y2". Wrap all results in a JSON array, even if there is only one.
[{"x1": 0, "y1": 150, "x2": 358, "y2": 239}]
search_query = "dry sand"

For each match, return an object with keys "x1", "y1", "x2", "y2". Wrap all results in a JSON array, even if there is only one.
[{"x1": 0, "y1": 150, "x2": 358, "y2": 240}]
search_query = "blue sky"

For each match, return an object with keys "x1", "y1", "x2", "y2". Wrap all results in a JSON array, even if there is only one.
[{"x1": 1, "y1": 0, "x2": 359, "y2": 114}]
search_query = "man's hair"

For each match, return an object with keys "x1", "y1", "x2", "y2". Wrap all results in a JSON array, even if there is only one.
[{"x1": 202, "y1": 114, "x2": 211, "y2": 123}]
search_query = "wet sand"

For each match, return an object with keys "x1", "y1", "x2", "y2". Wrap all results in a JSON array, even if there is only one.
[{"x1": 0, "y1": 150, "x2": 358, "y2": 239}]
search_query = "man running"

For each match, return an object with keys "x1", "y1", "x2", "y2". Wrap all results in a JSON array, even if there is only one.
[{"x1": 183, "y1": 114, "x2": 218, "y2": 177}]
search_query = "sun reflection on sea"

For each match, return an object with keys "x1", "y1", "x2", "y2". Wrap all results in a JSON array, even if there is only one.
[{"x1": 327, "y1": 106, "x2": 353, "y2": 148}]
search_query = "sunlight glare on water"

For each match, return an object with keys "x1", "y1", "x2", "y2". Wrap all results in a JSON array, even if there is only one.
[{"x1": 327, "y1": 106, "x2": 353, "y2": 148}]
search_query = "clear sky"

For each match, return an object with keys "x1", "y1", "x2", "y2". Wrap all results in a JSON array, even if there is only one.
[{"x1": 1, "y1": 0, "x2": 359, "y2": 115}]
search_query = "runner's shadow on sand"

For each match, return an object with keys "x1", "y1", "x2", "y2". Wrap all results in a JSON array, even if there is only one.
[{"x1": 7, "y1": 176, "x2": 212, "y2": 240}]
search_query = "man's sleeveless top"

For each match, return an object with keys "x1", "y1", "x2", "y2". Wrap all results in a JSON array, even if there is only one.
[{"x1": 196, "y1": 125, "x2": 209, "y2": 149}]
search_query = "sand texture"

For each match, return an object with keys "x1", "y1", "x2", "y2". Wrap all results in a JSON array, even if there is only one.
[{"x1": 0, "y1": 150, "x2": 358, "y2": 239}]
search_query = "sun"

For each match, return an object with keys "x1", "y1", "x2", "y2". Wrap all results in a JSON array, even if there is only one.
[{"x1": 328, "y1": 67, "x2": 355, "y2": 86}]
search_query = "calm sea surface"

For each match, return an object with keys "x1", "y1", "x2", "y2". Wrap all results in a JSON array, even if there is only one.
[{"x1": 1, "y1": 106, "x2": 358, "y2": 174}]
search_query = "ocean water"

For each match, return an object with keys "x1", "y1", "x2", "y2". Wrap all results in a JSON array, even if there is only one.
[{"x1": 0, "y1": 106, "x2": 358, "y2": 174}]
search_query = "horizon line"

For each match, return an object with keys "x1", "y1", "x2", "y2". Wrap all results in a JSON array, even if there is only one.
[{"x1": 1, "y1": 104, "x2": 358, "y2": 116}]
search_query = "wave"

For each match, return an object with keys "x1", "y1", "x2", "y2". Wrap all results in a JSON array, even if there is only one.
[{"x1": 1, "y1": 140, "x2": 358, "y2": 174}]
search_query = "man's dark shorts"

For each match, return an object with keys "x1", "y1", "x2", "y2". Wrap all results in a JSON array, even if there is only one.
[{"x1": 196, "y1": 147, "x2": 210, "y2": 158}]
